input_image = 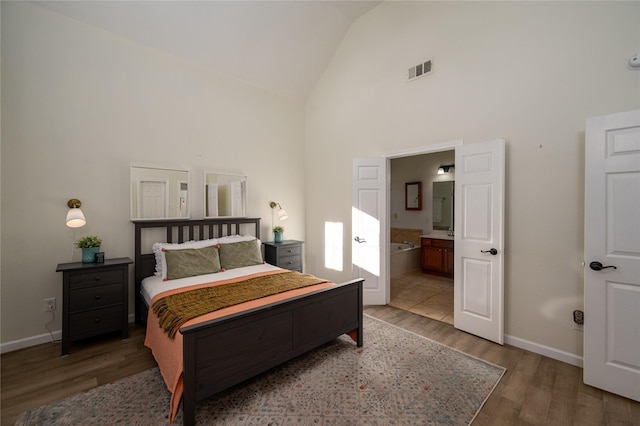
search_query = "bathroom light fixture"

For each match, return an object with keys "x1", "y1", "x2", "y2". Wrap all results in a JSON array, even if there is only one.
[
  {"x1": 66, "y1": 198, "x2": 86, "y2": 228},
  {"x1": 437, "y1": 164, "x2": 455, "y2": 175}
]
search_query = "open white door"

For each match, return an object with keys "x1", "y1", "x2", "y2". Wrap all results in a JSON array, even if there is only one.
[
  {"x1": 584, "y1": 109, "x2": 640, "y2": 402},
  {"x1": 352, "y1": 157, "x2": 388, "y2": 305},
  {"x1": 454, "y1": 139, "x2": 505, "y2": 344}
]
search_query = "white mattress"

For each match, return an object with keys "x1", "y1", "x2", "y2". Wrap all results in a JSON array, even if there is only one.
[{"x1": 141, "y1": 263, "x2": 283, "y2": 306}]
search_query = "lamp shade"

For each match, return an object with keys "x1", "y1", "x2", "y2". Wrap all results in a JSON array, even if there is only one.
[
  {"x1": 278, "y1": 208, "x2": 288, "y2": 220},
  {"x1": 66, "y1": 207, "x2": 86, "y2": 228}
]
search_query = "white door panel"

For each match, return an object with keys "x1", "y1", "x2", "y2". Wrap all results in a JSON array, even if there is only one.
[
  {"x1": 354, "y1": 189, "x2": 381, "y2": 291},
  {"x1": 460, "y1": 258, "x2": 492, "y2": 317},
  {"x1": 584, "y1": 109, "x2": 640, "y2": 402},
  {"x1": 352, "y1": 158, "x2": 387, "y2": 305},
  {"x1": 461, "y1": 184, "x2": 493, "y2": 240},
  {"x1": 454, "y1": 139, "x2": 505, "y2": 344}
]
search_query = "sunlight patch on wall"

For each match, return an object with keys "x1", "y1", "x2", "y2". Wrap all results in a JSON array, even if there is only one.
[{"x1": 324, "y1": 221, "x2": 343, "y2": 271}]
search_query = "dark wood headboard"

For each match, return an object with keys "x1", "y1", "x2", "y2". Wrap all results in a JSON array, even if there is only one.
[{"x1": 132, "y1": 217, "x2": 261, "y2": 322}]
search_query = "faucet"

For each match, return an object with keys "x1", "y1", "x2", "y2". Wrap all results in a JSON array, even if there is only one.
[{"x1": 401, "y1": 240, "x2": 415, "y2": 248}]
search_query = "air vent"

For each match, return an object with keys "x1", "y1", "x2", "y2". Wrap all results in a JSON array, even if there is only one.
[{"x1": 408, "y1": 59, "x2": 433, "y2": 82}]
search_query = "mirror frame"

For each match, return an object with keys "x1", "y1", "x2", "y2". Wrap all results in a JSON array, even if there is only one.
[
  {"x1": 405, "y1": 181, "x2": 422, "y2": 211},
  {"x1": 130, "y1": 165, "x2": 190, "y2": 220},
  {"x1": 203, "y1": 170, "x2": 248, "y2": 218}
]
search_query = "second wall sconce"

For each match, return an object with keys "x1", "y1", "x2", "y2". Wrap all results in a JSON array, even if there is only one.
[
  {"x1": 66, "y1": 198, "x2": 86, "y2": 228},
  {"x1": 269, "y1": 201, "x2": 288, "y2": 221}
]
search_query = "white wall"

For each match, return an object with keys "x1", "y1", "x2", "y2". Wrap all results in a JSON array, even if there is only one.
[
  {"x1": 1, "y1": 2, "x2": 307, "y2": 346},
  {"x1": 305, "y1": 1, "x2": 640, "y2": 358}
]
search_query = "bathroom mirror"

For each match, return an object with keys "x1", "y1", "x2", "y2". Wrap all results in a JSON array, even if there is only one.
[
  {"x1": 432, "y1": 181, "x2": 454, "y2": 231},
  {"x1": 204, "y1": 171, "x2": 248, "y2": 218},
  {"x1": 130, "y1": 166, "x2": 190, "y2": 220},
  {"x1": 405, "y1": 181, "x2": 422, "y2": 210}
]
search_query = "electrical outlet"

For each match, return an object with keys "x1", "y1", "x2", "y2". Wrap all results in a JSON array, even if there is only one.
[
  {"x1": 573, "y1": 309, "x2": 584, "y2": 332},
  {"x1": 44, "y1": 298, "x2": 56, "y2": 312}
]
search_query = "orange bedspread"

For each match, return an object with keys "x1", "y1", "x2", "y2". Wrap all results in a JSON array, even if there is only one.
[{"x1": 144, "y1": 269, "x2": 334, "y2": 423}]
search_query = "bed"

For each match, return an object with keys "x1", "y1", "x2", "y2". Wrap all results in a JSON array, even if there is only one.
[{"x1": 133, "y1": 217, "x2": 364, "y2": 425}]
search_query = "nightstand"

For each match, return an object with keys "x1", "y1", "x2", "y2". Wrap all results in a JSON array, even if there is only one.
[
  {"x1": 56, "y1": 257, "x2": 133, "y2": 356},
  {"x1": 263, "y1": 240, "x2": 303, "y2": 272}
]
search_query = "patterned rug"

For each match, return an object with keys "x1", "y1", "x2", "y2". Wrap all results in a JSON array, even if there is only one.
[{"x1": 16, "y1": 315, "x2": 505, "y2": 425}]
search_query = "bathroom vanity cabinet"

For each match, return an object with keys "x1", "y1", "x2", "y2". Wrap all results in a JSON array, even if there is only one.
[{"x1": 421, "y1": 237, "x2": 454, "y2": 278}]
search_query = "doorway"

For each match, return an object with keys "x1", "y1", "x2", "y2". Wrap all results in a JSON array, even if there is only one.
[
  {"x1": 355, "y1": 139, "x2": 505, "y2": 343},
  {"x1": 389, "y1": 150, "x2": 455, "y2": 324}
]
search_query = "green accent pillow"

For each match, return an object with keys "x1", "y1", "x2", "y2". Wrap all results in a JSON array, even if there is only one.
[
  {"x1": 218, "y1": 240, "x2": 263, "y2": 270},
  {"x1": 164, "y1": 245, "x2": 221, "y2": 280}
]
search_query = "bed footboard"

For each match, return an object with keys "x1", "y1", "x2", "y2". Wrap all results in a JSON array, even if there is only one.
[{"x1": 180, "y1": 278, "x2": 364, "y2": 426}]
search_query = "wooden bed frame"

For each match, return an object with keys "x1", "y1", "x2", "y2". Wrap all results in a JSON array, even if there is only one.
[{"x1": 133, "y1": 217, "x2": 364, "y2": 426}]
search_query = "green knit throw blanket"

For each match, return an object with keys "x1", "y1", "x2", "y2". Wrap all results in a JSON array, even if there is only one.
[{"x1": 151, "y1": 271, "x2": 327, "y2": 338}]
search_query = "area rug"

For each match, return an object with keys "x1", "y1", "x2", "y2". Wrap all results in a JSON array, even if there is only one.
[{"x1": 16, "y1": 315, "x2": 505, "y2": 425}]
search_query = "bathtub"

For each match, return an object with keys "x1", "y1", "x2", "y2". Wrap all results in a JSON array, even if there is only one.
[{"x1": 390, "y1": 242, "x2": 421, "y2": 278}]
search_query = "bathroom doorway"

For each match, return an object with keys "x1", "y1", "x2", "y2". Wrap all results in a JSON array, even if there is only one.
[{"x1": 389, "y1": 151, "x2": 455, "y2": 324}]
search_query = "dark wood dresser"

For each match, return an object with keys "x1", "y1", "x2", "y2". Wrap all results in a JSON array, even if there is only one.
[
  {"x1": 263, "y1": 240, "x2": 303, "y2": 272},
  {"x1": 56, "y1": 257, "x2": 133, "y2": 355}
]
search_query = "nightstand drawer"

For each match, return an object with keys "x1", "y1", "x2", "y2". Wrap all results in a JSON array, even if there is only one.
[
  {"x1": 69, "y1": 283, "x2": 123, "y2": 312},
  {"x1": 69, "y1": 306, "x2": 123, "y2": 340},
  {"x1": 69, "y1": 269, "x2": 123, "y2": 289},
  {"x1": 278, "y1": 255, "x2": 301, "y2": 271},
  {"x1": 277, "y1": 246, "x2": 301, "y2": 260}
]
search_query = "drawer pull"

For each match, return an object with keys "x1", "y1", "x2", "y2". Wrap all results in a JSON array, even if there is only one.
[
  {"x1": 95, "y1": 295, "x2": 101, "y2": 300},
  {"x1": 95, "y1": 318, "x2": 101, "y2": 323},
  {"x1": 94, "y1": 276, "x2": 102, "y2": 281},
  {"x1": 288, "y1": 261, "x2": 293, "y2": 264}
]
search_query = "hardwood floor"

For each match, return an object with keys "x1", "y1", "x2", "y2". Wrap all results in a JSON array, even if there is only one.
[
  {"x1": 1, "y1": 324, "x2": 156, "y2": 425},
  {"x1": 2, "y1": 309, "x2": 639, "y2": 425}
]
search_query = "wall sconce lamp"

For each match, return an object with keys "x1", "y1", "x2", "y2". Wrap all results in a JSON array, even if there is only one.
[
  {"x1": 269, "y1": 201, "x2": 288, "y2": 221},
  {"x1": 437, "y1": 164, "x2": 455, "y2": 175},
  {"x1": 66, "y1": 198, "x2": 86, "y2": 228}
]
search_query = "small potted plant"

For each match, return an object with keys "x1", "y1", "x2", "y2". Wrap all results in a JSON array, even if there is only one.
[
  {"x1": 272, "y1": 226, "x2": 284, "y2": 243},
  {"x1": 76, "y1": 235, "x2": 102, "y2": 263}
]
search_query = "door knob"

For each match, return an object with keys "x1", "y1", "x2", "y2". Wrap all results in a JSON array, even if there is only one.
[
  {"x1": 481, "y1": 248, "x2": 498, "y2": 255},
  {"x1": 354, "y1": 236, "x2": 367, "y2": 243},
  {"x1": 589, "y1": 261, "x2": 617, "y2": 271}
]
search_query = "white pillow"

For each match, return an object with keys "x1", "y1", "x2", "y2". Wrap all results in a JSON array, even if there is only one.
[
  {"x1": 152, "y1": 238, "x2": 218, "y2": 280},
  {"x1": 217, "y1": 234, "x2": 259, "y2": 245}
]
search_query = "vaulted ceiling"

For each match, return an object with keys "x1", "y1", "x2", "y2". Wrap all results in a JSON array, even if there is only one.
[{"x1": 30, "y1": 1, "x2": 382, "y2": 100}]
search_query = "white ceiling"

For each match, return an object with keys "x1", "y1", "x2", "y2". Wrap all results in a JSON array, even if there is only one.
[{"x1": 31, "y1": 1, "x2": 382, "y2": 100}]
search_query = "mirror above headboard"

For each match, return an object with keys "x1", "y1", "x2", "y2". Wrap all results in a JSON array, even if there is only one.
[
  {"x1": 204, "y1": 171, "x2": 248, "y2": 218},
  {"x1": 130, "y1": 166, "x2": 190, "y2": 220}
]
